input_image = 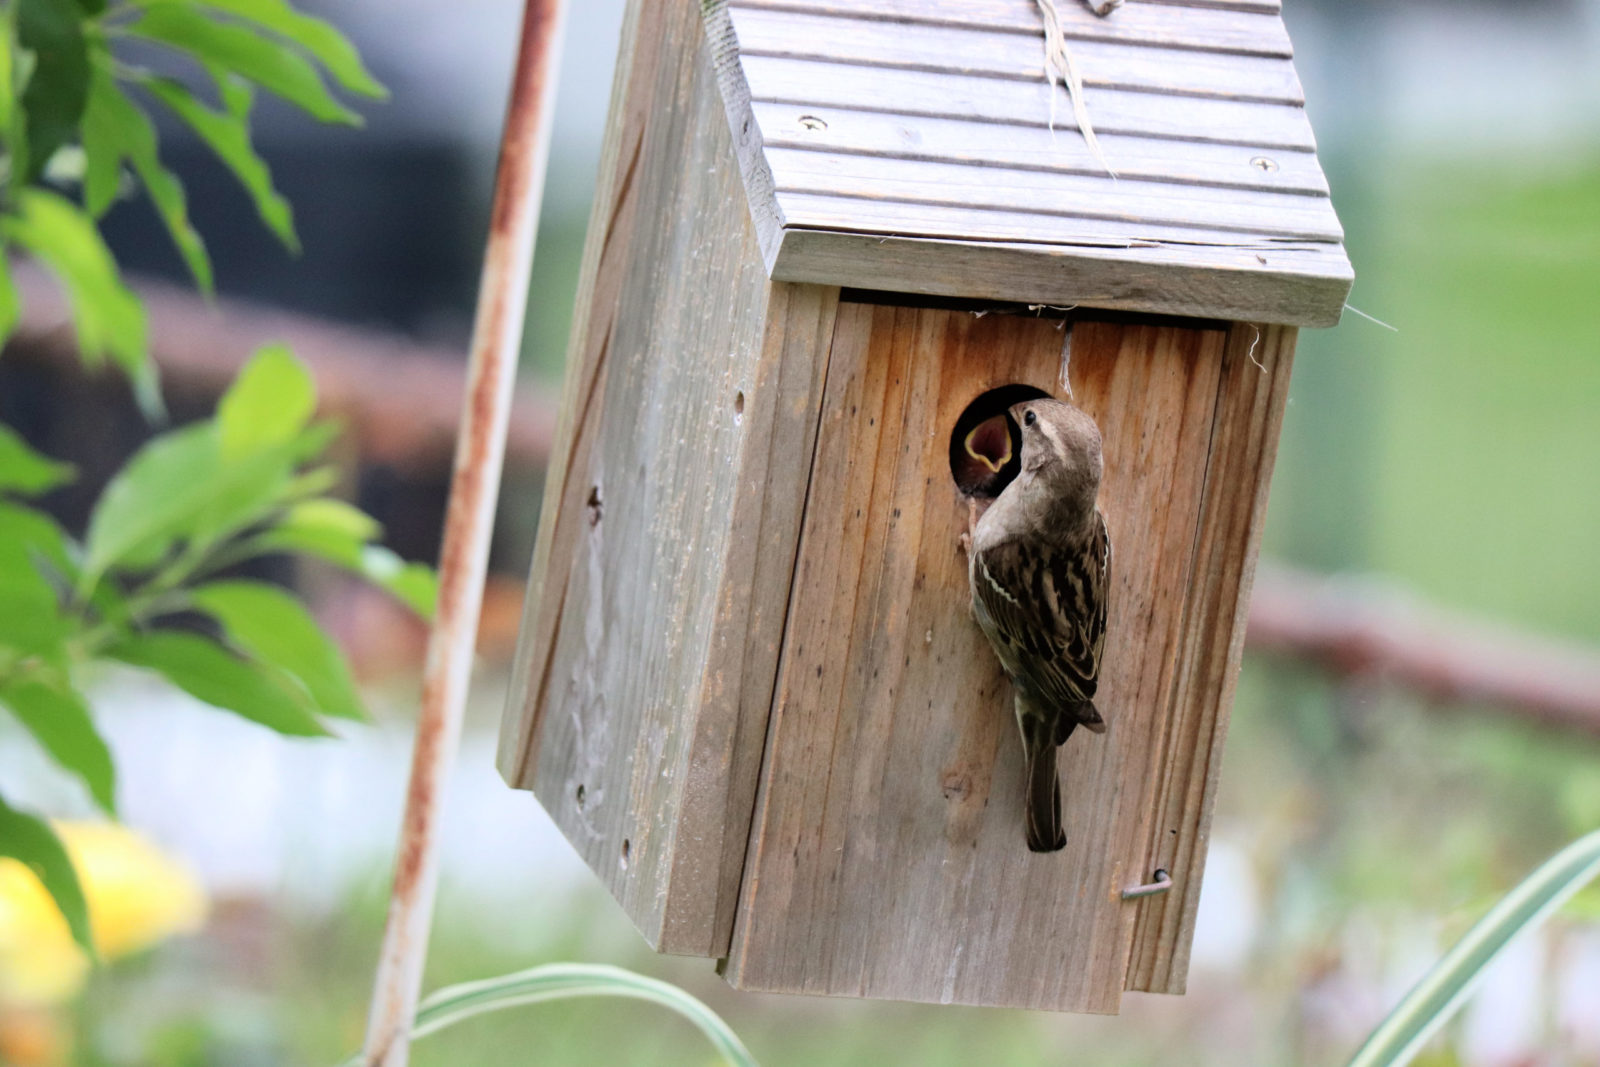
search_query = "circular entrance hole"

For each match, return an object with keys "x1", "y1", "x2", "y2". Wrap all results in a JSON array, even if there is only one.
[{"x1": 948, "y1": 384, "x2": 1051, "y2": 499}]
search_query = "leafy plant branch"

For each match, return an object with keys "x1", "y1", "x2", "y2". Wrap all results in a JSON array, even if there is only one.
[{"x1": 0, "y1": 0, "x2": 419, "y2": 961}]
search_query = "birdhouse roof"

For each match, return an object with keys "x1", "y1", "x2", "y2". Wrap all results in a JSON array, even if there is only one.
[{"x1": 703, "y1": 0, "x2": 1353, "y2": 326}]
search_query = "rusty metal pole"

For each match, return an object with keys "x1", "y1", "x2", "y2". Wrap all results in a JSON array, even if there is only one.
[{"x1": 360, "y1": 2, "x2": 567, "y2": 1064}]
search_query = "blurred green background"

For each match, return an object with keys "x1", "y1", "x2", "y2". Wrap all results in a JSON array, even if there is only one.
[{"x1": 3, "y1": 0, "x2": 1598, "y2": 1064}]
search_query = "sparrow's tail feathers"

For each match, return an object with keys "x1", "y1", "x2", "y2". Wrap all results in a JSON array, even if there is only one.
[
  {"x1": 1077, "y1": 701, "x2": 1107, "y2": 735},
  {"x1": 1023, "y1": 736, "x2": 1067, "y2": 853}
]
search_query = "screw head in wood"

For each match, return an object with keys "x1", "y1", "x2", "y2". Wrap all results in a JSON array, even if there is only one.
[
  {"x1": 798, "y1": 114, "x2": 828, "y2": 131},
  {"x1": 1250, "y1": 156, "x2": 1279, "y2": 173}
]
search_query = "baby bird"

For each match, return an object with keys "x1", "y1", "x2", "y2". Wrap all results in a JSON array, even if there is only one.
[{"x1": 968, "y1": 398, "x2": 1110, "y2": 852}]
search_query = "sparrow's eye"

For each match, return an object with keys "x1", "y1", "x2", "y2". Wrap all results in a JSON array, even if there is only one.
[{"x1": 1024, "y1": 410, "x2": 1037, "y2": 427}]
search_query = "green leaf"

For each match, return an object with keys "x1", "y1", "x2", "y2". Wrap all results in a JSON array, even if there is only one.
[
  {"x1": 80, "y1": 354, "x2": 330, "y2": 584},
  {"x1": 139, "y1": 75, "x2": 297, "y2": 252},
  {"x1": 126, "y1": 4, "x2": 361, "y2": 125},
  {"x1": 252, "y1": 507, "x2": 435, "y2": 619},
  {"x1": 216, "y1": 345, "x2": 314, "y2": 459},
  {"x1": 82, "y1": 422, "x2": 214, "y2": 577},
  {"x1": 190, "y1": 579, "x2": 364, "y2": 721},
  {"x1": 0, "y1": 422, "x2": 75, "y2": 495},
  {"x1": 0, "y1": 188, "x2": 155, "y2": 407},
  {"x1": 80, "y1": 61, "x2": 213, "y2": 292},
  {"x1": 107, "y1": 630, "x2": 329, "y2": 736},
  {"x1": 335, "y1": 964, "x2": 758, "y2": 1067},
  {"x1": 0, "y1": 793, "x2": 94, "y2": 958},
  {"x1": 140, "y1": 0, "x2": 385, "y2": 98},
  {"x1": 0, "y1": 255, "x2": 21, "y2": 350},
  {"x1": 1347, "y1": 829, "x2": 1600, "y2": 1067},
  {"x1": 0, "y1": 674, "x2": 116, "y2": 814},
  {"x1": 276, "y1": 497, "x2": 380, "y2": 541},
  {"x1": 3, "y1": 24, "x2": 38, "y2": 185},
  {"x1": 0, "y1": 14, "x2": 18, "y2": 133},
  {"x1": 0, "y1": 499, "x2": 74, "y2": 576},
  {"x1": 357, "y1": 545, "x2": 436, "y2": 619},
  {"x1": 14, "y1": 0, "x2": 89, "y2": 182},
  {"x1": 81, "y1": 72, "x2": 128, "y2": 216},
  {"x1": 281, "y1": 462, "x2": 337, "y2": 501},
  {"x1": 81, "y1": 421, "x2": 295, "y2": 585},
  {"x1": 0, "y1": 502, "x2": 74, "y2": 656}
]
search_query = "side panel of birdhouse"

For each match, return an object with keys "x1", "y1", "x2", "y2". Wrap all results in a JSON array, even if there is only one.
[
  {"x1": 498, "y1": 0, "x2": 838, "y2": 958},
  {"x1": 723, "y1": 303, "x2": 1295, "y2": 1012},
  {"x1": 1124, "y1": 321, "x2": 1297, "y2": 995}
]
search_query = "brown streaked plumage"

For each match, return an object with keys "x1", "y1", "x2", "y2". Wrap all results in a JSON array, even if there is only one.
[{"x1": 968, "y1": 398, "x2": 1110, "y2": 853}]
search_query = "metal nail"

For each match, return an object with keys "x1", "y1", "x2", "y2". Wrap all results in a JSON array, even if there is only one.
[{"x1": 1121, "y1": 868, "x2": 1173, "y2": 900}]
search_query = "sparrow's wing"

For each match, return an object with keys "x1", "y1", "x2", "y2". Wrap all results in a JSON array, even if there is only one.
[{"x1": 972, "y1": 512, "x2": 1110, "y2": 723}]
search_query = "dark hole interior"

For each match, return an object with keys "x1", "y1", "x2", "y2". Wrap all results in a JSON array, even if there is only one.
[{"x1": 948, "y1": 384, "x2": 1051, "y2": 499}]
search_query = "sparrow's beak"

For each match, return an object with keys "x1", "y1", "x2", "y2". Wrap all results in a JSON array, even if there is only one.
[{"x1": 963, "y1": 414, "x2": 1012, "y2": 474}]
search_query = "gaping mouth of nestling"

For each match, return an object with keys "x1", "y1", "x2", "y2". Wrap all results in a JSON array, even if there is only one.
[
  {"x1": 948, "y1": 383, "x2": 1048, "y2": 499},
  {"x1": 963, "y1": 414, "x2": 1012, "y2": 474}
]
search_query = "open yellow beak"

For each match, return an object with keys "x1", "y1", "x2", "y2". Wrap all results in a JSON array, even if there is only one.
[{"x1": 963, "y1": 414, "x2": 1012, "y2": 474}]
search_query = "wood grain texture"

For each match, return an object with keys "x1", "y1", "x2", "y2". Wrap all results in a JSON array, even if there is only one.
[
  {"x1": 754, "y1": 102, "x2": 1329, "y2": 195},
  {"x1": 498, "y1": 0, "x2": 654, "y2": 781},
  {"x1": 724, "y1": 304, "x2": 1231, "y2": 1011},
  {"x1": 1124, "y1": 322, "x2": 1297, "y2": 993},
  {"x1": 499, "y1": 0, "x2": 838, "y2": 957},
  {"x1": 728, "y1": 0, "x2": 1293, "y2": 57},
  {"x1": 771, "y1": 224, "x2": 1352, "y2": 329},
  {"x1": 700, "y1": 0, "x2": 1351, "y2": 326},
  {"x1": 741, "y1": 56, "x2": 1318, "y2": 149},
  {"x1": 727, "y1": 8, "x2": 1304, "y2": 103},
  {"x1": 766, "y1": 149, "x2": 1343, "y2": 241}
]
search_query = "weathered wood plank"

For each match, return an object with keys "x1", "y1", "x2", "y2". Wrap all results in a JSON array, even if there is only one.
[
  {"x1": 728, "y1": 0, "x2": 1292, "y2": 57},
  {"x1": 771, "y1": 221, "x2": 1352, "y2": 327},
  {"x1": 778, "y1": 190, "x2": 1338, "y2": 249},
  {"x1": 766, "y1": 149, "x2": 1343, "y2": 241},
  {"x1": 755, "y1": 102, "x2": 1328, "y2": 195},
  {"x1": 1146, "y1": 0, "x2": 1279, "y2": 13},
  {"x1": 741, "y1": 56, "x2": 1319, "y2": 150},
  {"x1": 725, "y1": 306, "x2": 1227, "y2": 1011},
  {"x1": 726, "y1": 8, "x2": 1303, "y2": 103},
  {"x1": 499, "y1": 0, "x2": 657, "y2": 785},
  {"x1": 701, "y1": 0, "x2": 1345, "y2": 326},
  {"x1": 501, "y1": 0, "x2": 836, "y2": 958},
  {"x1": 1124, "y1": 321, "x2": 1297, "y2": 993},
  {"x1": 703, "y1": 0, "x2": 786, "y2": 267},
  {"x1": 687, "y1": 282, "x2": 840, "y2": 955}
]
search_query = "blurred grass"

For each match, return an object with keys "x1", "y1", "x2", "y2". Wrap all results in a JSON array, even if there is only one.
[
  {"x1": 1371, "y1": 161, "x2": 1600, "y2": 642},
  {"x1": 1270, "y1": 158, "x2": 1600, "y2": 643}
]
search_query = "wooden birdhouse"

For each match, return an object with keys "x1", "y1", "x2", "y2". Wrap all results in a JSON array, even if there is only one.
[{"x1": 498, "y1": 0, "x2": 1350, "y2": 1014}]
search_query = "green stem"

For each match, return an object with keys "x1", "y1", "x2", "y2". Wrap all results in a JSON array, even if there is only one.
[
  {"x1": 339, "y1": 964, "x2": 758, "y2": 1067},
  {"x1": 1347, "y1": 829, "x2": 1600, "y2": 1067}
]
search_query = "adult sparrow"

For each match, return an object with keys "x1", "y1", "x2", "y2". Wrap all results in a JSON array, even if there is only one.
[{"x1": 968, "y1": 398, "x2": 1110, "y2": 852}]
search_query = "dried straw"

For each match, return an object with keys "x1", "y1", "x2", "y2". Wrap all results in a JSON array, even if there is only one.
[{"x1": 1034, "y1": 0, "x2": 1121, "y2": 177}]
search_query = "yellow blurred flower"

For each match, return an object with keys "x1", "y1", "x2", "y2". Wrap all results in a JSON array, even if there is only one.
[{"x1": 0, "y1": 821, "x2": 207, "y2": 1007}]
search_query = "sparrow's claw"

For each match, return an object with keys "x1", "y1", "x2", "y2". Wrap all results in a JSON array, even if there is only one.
[{"x1": 959, "y1": 497, "x2": 983, "y2": 555}]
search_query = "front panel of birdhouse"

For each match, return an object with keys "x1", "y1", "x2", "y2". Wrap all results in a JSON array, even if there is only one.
[
  {"x1": 502, "y1": 0, "x2": 1345, "y2": 1016},
  {"x1": 721, "y1": 303, "x2": 1295, "y2": 1012}
]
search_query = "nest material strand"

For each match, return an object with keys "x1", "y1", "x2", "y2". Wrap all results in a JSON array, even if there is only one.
[{"x1": 1035, "y1": 0, "x2": 1121, "y2": 176}]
